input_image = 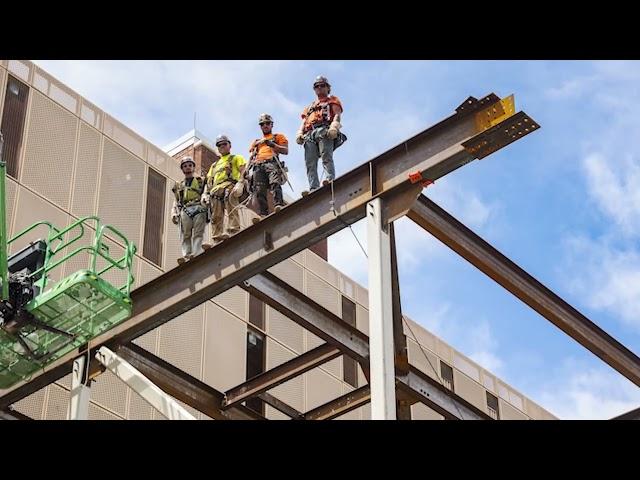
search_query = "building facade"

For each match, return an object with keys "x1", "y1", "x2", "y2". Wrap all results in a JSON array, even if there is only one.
[{"x1": 0, "y1": 60, "x2": 556, "y2": 420}]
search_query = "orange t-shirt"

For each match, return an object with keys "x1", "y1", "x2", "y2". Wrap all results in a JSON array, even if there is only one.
[
  {"x1": 301, "y1": 95, "x2": 343, "y2": 132},
  {"x1": 249, "y1": 133, "x2": 288, "y2": 164}
]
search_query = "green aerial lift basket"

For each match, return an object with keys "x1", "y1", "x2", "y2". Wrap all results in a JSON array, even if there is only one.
[{"x1": 0, "y1": 132, "x2": 136, "y2": 389}]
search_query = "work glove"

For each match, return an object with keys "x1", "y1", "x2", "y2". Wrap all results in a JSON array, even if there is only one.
[
  {"x1": 171, "y1": 214, "x2": 179, "y2": 225},
  {"x1": 201, "y1": 194, "x2": 210, "y2": 206},
  {"x1": 327, "y1": 121, "x2": 341, "y2": 140},
  {"x1": 231, "y1": 180, "x2": 245, "y2": 198},
  {"x1": 296, "y1": 131, "x2": 305, "y2": 145}
]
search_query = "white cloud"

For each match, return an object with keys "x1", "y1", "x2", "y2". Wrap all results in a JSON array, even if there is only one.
[
  {"x1": 583, "y1": 153, "x2": 640, "y2": 237},
  {"x1": 561, "y1": 235, "x2": 640, "y2": 330},
  {"x1": 535, "y1": 360, "x2": 640, "y2": 419}
]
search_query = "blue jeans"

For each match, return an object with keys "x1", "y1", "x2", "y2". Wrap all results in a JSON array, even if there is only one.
[{"x1": 304, "y1": 125, "x2": 336, "y2": 190}]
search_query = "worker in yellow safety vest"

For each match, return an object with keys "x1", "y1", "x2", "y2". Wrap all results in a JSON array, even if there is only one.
[
  {"x1": 201, "y1": 135, "x2": 247, "y2": 246},
  {"x1": 171, "y1": 156, "x2": 207, "y2": 264}
]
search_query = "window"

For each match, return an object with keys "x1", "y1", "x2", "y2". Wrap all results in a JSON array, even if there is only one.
[
  {"x1": 440, "y1": 361, "x2": 454, "y2": 390},
  {"x1": 245, "y1": 328, "x2": 265, "y2": 415},
  {"x1": 249, "y1": 294, "x2": 265, "y2": 330},
  {"x1": 486, "y1": 391, "x2": 499, "y2": 419},
  {"x1": 341, "y1": 296, "x2": 358, "y2": 388},
  {"x1": 142, "y1": 168, "x2": 166, "y2": 266},
  {"x1": 1, "y1": 75, "x2": 29, "y2": 178}
]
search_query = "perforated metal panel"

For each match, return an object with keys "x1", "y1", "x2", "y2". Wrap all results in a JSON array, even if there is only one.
[
  {"x1": 132, "y1": 260, "x2": 162, "y2": 353},
  {"x1": 305, "y1": 271, "x2": 340, "y2": 317},
  {"x1": 89, "y1": 402, "x2": 122, "y2": 420},
  {"x1": 305, "y1": 330, "x2": 323, "y2": 352},
  {"x1": 7, "y1": 60, "x2": 30, "y2": 82},
  {"x1": 339, "y1": 274, "x2": 356, "y2": 300},
  {"x1": 103, "y1": 114, "x2": 145, "y2": 159},
  {"x1": 291, "y1": 250, "x2": 305, "y2": 267},
  {"x1": 268, "y1": 258, "x2": 304, "y2": 292},
  {"x1": 407, "y1": 338, "x2": 441, "y2": 382},
  {"x1": 22, "y1": 91, "x2": 78, "y2": 210},
  {"x1": 214, "y1": 286, "x2": 248, "y2": 320},
  {"x1": 146, "y1": 145, "x2": 169, "y2": 176},
  {"x1": 0, "y1": 67, "x2": 6, "y2": 118},
  {"x1": 267, "y1": 339, "x2": 304, "y2": 411},
  {"x1": 5, "y1": 178, "x2": 17, "y2": 237},
  {"x1": 453, "y1": 370, "x2": 485, "y2": 412},
  {"x1": 436, "y1": 339, "x2": 453, "y2": 363},
  {"x1": 80, "y1": 99, "x2": 102, "y2": 130},
  {"x1": 453, "y1": 352, "x2": 481, "y2": 382},
  {"x1": 482, "y1": 371, "x2": 496, "y2": 393},
  {"x1": 356, "y1": 304, "x2": 369, "y2": 336},
  {"x1": 11, "y1": 187, "x2": 69, "y2": 283},
  {"x1": 71, "y1": 122, "x2": 101, "y2": 218},
  {"x1": 90, "y1": 369, "x2": 129, "y2": 417},
  {"x1": 265, "y1": 405, "x2": 289, "y2": 420},
  {"x1": 306, "y1": 250, "x2": 339, "y2": 285},
  {"x1": 163, "y1": 180, "x2": 183, "y2": 268},
  {"x1": 158, "y1": 304, "x2": 204, "y2": 380},
  {"x1": 98, "y1": 138, "x2": 145, "y2": 247},
  {"x1": 356, "y1": 284, "x2": 369, "y2": 306},
  {"x1": 126, "y1": 387, "x2": 154, "y2": 420},
  {"x1": 203, "y1": 302, "x2": 246, "y2": 391},
  {"x1": 44, "y1": 384, "x2": 70, "y2": 420},
  {"x1": 411, "y1": 403, "x2": 444, "y2": 420},
  {"x1": 305, "y1": 367, "x2": 342, "y2": 411},
  {"x1": 499, "y1": 399, "x2": 529, "y2": 420},
  {"x1": 322, "y1": 356, "x2": 342, "y2": 379},
  {"x1": 267, "y1": 307, "x2": 304, "y2": 353},
  {"x1": 403, "y1": 318, "x2": 435, "y2": 352},
  {"x1": 13, "y1": 385, "x2": 47, "y2": 419},
  {"x1": 55, "y1": 373, "x2": 72, "y2": 390}
]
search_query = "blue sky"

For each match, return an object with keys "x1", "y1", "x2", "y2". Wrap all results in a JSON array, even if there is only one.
[{"x1": 32, "y1": 60, "x2": 640, "y2": 419}]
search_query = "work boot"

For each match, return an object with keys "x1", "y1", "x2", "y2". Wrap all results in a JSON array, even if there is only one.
[
  {"x1": 177, "y1": 256, "x2": 187, "y2": 265},
  {"x1": 185, "y1": 255, "x2": 194, "y2": 261},
  {"x1": 301, "y1": 190, "x2": 310, "y2": 197},
  {"x1": 212, "y1": 234, "x2": 229, "y2": 244},
  {"x1": 322, "y1": 179, "x2": 330, "y2": 186},
  {"x1": 274, "y1": 203, "x2": 284, "y2": 212},
  {"x1": 202, "y1": 243, "x2": 213, "y2": 250},
  {"x1": 227, "y1": 229, "x2": 240, "y2": 237}
]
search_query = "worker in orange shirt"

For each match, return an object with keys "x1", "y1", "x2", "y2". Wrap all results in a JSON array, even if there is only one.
[
  {"x1": 247, "y1": 113, "x2": 288, "y2": 219},
  {"x1": 296, "y1": 76, "x2": 347, "y2": 194}
]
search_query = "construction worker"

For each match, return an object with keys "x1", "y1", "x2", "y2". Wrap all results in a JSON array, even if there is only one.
[
  {"x1": 296, "y1": 75, "x2": 346, "y2": 194},
  {"x1": 201, "y1": 135, "x2": 246, "y2": 245},
  {"x1": 247, "y1": 113, "x2": 288, "y2": 220},
  {"x1": 171, "y1": 156, "x2": 207, "y2": 264}
]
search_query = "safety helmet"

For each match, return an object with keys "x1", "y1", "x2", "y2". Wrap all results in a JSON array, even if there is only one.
[
  {"x1": 215, "y1": 134, "x2": 231, "y2": 146},
  {"x1": 180, "y1": 156, "x2": 195, "y2": 169},
  {"x1": 313, "y1": 75, "x2": 331, "y2": 92},
  {"x1": 258, "y1": 113, "x2": 273, "y2": 124}
]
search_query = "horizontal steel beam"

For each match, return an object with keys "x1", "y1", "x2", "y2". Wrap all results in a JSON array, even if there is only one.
[
  {"x1": 242, "y1": 270, "x2": 489, "y2": 420},
  {"x1": 96, "y1": 346, "x2": 197, "y2": 420},
  {"x1": 397, "y1": 369, "x2": 489, "y2": 420},
  {"x1": 224, "y1": 343, "x2": 341, "y2": 409},
  {"x1": 242, "y1": 272, "x2": 370, "y2": 363},
  {"x1": 408, "y1": 194, "x2": 640, "y2": 387},
  {"x1": 258, "y1": 392, "x2": 303, "y2": 419},
  {"x1": 0, "y1": 93, "x2": 538, "y2": 408},
  {"x1": 116, "y1": 343, "x2": 262, "y2": 420},
  {"x1": 0, "y1": 408, "x2": 31, "y2": 420},
  {"x1": 304, "y1": 386, "x2": 371, "y2": 420}
]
